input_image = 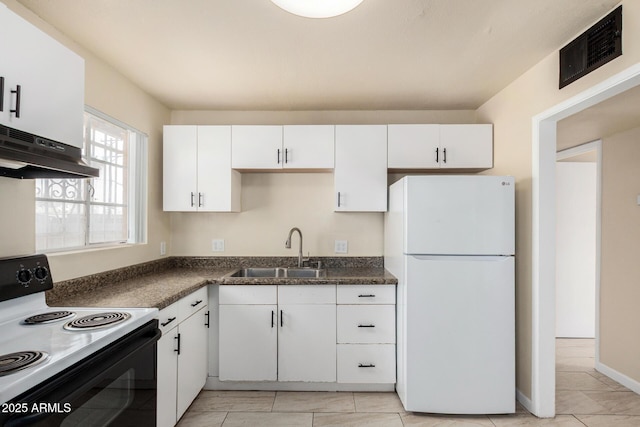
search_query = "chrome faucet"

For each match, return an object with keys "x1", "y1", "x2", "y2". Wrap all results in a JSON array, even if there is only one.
[{"x1": 285, "y1": 227, "x2": 304, "y2": 267}]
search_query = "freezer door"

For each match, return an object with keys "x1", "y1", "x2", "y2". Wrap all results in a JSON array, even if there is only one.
[
  {"x1": 404, "y1": 175, "x2": 514, "y2": 255},
  {"x1": 403, "y1": 255, "x2": 515, "y2": 414}
]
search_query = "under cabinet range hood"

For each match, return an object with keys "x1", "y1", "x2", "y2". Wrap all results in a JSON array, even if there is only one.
[{"x1": 0, "y1": 124, "x2": 99, "y2": 179}]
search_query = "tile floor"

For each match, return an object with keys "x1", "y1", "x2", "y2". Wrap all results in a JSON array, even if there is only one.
[{"x1": 177, "y1": 339, "x2": 640, "y2": 426}]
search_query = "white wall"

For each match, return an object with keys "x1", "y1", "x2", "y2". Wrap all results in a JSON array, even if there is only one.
[{"x1": 555, "y1": 161, "x2": 596, "y2": 338}]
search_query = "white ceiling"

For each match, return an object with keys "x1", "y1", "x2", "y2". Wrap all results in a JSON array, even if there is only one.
[{"x1": 17, "y1": 0, "x2": 620, "y2": 111}]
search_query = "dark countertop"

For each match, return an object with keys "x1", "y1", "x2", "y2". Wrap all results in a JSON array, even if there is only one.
[{"x1": 46, "y1": 264, "x2": 397, "y2": 310}]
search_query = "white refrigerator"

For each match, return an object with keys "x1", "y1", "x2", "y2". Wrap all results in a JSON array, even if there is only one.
[{"x1": 384, "y1": 175, "x2": 515, "y2": 414}]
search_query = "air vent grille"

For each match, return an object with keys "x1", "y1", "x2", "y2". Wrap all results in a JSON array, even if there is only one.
[{"x1": 559, "y1": 5, "x2": 622, "y2": 89}]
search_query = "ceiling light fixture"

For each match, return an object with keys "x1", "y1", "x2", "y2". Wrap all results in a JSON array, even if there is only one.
[{"x1": 270, "y1": 0, "x2": 364, "y2": 18}]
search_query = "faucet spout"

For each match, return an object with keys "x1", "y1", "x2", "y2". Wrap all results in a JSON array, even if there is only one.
[{"x1": 285, "y1": 227, "x2": 303, "y2": 267}]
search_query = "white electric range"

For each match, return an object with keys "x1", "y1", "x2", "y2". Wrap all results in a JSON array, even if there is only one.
[{"x1": 0, "y1": 254, "x2": 160, "y2": 426}]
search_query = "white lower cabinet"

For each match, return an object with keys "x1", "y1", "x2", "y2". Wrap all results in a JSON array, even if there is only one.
[
  {"x1": 336, "y1": 285, "x2": 396, "y2": 384},
  {"x1": 157, "y1": 287, "x2": 209, "y2": 427},
  {"x1": 219, "y1": 285, "x2": 336, "y2": 383}
]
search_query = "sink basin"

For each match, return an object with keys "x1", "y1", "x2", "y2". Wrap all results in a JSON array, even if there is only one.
[
  {"x1": 284, "y1": 268, "x2": 327, "y2": 278},
  {"x1": 230, "y1": 267, "x2": 285, "y2": 277},
  {"x1": 229, "y1": 267, "x2": 326, "y2": 278}
]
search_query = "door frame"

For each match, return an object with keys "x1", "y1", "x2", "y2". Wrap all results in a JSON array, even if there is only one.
[{"x1": 531, "y1": 62, "x2": 640, "y2": 417}]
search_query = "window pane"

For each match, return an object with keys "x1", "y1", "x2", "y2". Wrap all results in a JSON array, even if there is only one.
[
  {"x1": 36, "y1": 201, "x2": 86, "y2": 250},
  {"x1": 35, "y1": 179, "x2": 86, "y2": 202},
  {"x1": 89, "y1": 205, "x2": 127, "y2": 244}
]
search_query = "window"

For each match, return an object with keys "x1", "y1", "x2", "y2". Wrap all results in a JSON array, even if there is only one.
[{"x1": 36, "y1": 108, "x2": 147, "y2": 252}]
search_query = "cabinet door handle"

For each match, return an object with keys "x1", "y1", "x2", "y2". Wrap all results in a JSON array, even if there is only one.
[
  {"x1": 0, "y1": 77, "x2": 4, "y2": 112},
  {"x1": 358, "y1": 324, "x2": 376, "y2": 328},
  {"x1": 10, "y1": 85, "x2": 21, "y2": 118},
  {"x1": 285, "y1": 148, "x2": 289, "y2": 163},
  {"x1": 174, "y1": 333, "x2": 181, "y2": 355},
  {"x1": 337, "y1": 192, "x2": 341, "y2": 208},
  {"x1": 205, "y1": 310, "x2": 210, "y2": 328},
  {"x1": 277, "y1": 148, "x2": 281, "y2": 164},
  {"x1": 198, "y1": 192, "x2": 203, "y2": 207},
  {"x1": 443, "y1": 147, "x2": 447, "y2": 163},
  {"x1": 358, "y1": 363, "x2": 376, "y2": 368},
  {"x1": 435, "y1": 147, "x2": 439, "y2": 163},
  {"x1": 190, "y1": 192, "x2": 195, "y2": 207},
  {"x1": 161, "y1": 317, "x2": 176, "y2": 327},
  {"x1": 191, "y1": 300, "x2": 203, "y2": 307},
  {"x1": 271, "y1": 310, "x2": 275, "y2": 328},
  {"x1": 280, "y1": 310, "x2": 283, "y2": 327},
  {"x1": 358, "y1": 294, "x2": 375, "y2": 298}
]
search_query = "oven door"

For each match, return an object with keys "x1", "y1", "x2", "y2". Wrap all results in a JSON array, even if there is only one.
[{"x1": 2, "y1": 320, "x2": 160, "y2": 427}]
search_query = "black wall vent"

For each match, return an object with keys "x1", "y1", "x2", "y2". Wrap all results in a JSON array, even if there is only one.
[{"x1": 559, "y1": 5, "x2": 622, "y2": 89}]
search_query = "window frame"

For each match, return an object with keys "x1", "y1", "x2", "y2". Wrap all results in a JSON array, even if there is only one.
[{"x1": 35, "y1": 106, "x2": 148, "y2": 253}]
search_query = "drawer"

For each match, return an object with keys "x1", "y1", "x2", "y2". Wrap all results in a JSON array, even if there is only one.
[
  {"x1": 219, "y1": 285, "x2": 277, "y2": 305},
  {"x1": 337, "y1": 285, "x2": 395, "y2": 304},
  {"x1": 337, "y1": 305, "x2": 395, "y2": 344},
  {"x1": 278, "y1": 285, "x2": 336, "y2": 304},
  {"x1": 337, "y1": 344, "x2": 396, "y2": 384},
  {"x1": 178, "y1": 287, "x2": 208, "y2": 321},
  {"x1": 158, "y1": 301, "x2": 179, "y2": 335}
]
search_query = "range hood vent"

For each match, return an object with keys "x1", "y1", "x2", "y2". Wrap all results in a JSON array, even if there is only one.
[
  {"x1": 559, "y1": 5, "x2": 622, "y2": 89},
  {"x1": 0, "y1": 124, "x2": 99, "y2": 180}
]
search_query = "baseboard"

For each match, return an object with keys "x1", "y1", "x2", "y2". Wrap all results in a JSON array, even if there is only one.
[
  {"x1": 516, "y1": 388, "x2": 534, "y2": 414},
  {"x1": 204, "y1": 376, "x2": 395, "y2": 392},
  {"x1": 596, "y1": 361, "x2": 640, "y2": 394}
]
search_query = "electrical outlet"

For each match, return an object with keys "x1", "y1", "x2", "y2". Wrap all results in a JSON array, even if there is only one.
[
  {"x1": 160, "y1": 241, "x2": 166, "y2": 256},
  {"x1": 212, "y1": 239, "x2": 225, "y2": 252},
  {"x1": 334, "y1": 240, "x2": 348, "y2": 254}
]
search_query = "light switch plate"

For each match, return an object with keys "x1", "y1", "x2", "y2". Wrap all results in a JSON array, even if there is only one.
[
  {"x1": 334, "y1": 240, "x2": 348, "y2": 254},
  {"x1": 160, "y1": 241, "x2": 166, "y2": 256},
  {"x1": 212, "y1": 239, "x2": 225, "y2": 252}
]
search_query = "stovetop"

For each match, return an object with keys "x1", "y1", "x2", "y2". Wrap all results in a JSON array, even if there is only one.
[{"x1": 0, "y1": 255, "x2": 158, "y2": 404}]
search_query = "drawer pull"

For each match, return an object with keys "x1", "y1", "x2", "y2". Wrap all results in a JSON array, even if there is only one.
[
  {"x1": 191, "y1": 300, "x2": 203, "y2": 307},
  {"x1": 358, "y1": 324, "x2": 375, "y2": 328},
  {"x1": 358, "y1": 294, "x2": 376, "y2": 298},
  {"x1": 161, "y1": 317, "x2": 176, "y2": 327},
  {"x1": 358, "y1": 363, "x2": 376, "y2": 368}
]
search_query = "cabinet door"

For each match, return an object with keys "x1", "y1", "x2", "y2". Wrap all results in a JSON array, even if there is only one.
[
  {"x1": 282, "y1": 125, "x2": 334, "y2": 169},
  {"x1": 387, "y1": 124, "x2": 440, "y2": 169},
  {"x1": 219, "y1": 304, "x2": 278, "y2": 381},
  {"x1": 157, "y1": 331, "x2": 178, "y2": 427},
  {"x1": 163, "y1": 125, "x2": 198, "y2": 211},
  {"x1": 197, "y1": 126, "x2": 241, "y2": 212},
  {"x1": 334, "y1": 125, "x2": 387, "y2": 212},
  {"x1": 231, "y1": 125, "x2": 283, "y2": 169},
  {"x1": 439, "y1": 124, "x2": 493, "y2": 169},
  {"x1": 0, "y1": 5, "x2": 84, "y2": 148},
  {"x1": 278, "y1": 304, "x2": 336, "y2": 382},
  {"x1": 177, "y1": 308, "x2": 209, "y2": 419}
]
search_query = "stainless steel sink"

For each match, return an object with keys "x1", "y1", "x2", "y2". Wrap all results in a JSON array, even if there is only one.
[
  {"x1": 230, "y1": 267, "x2": 285, "y2": 277},
  {"x1": 284, "y1": 268, "x2": 327, "y2": 278},
  {"x1": 229, "y1": 267, "x2": 326, "y2": 278}
]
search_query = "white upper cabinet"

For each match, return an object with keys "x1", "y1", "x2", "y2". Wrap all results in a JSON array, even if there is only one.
[
  {"x1": 163, "y1": 125, "x2": 241, "y2": 212},
  {"x1": 282, "y1": 125, "x2": 334, "y2": 169},
  {"x1": 334, "y1": 125, "x2": 387, "y2": 212},
  {"x1": 231, "y1": 125, "x2": 283, "y2": 169},
  {"x1": 231, "y1": 125, "x2": 334, "y2": 170},
  {"x1": 0, "y1": 4, "x2": 84, "y2": 148},
  {"x1": 388, "y1": 124, "x2": 493, "y2": 170}
]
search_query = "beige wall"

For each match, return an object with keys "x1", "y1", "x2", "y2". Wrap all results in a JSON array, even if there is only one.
[
  {"x1": 600, "y1": 125, "x2": 640, "y2": 381},
  {"x1": 477, "y1": 0, "x2": 640, "y2": 400},
  {"x1": 170, "y1": 110, "x2": 476, "y2": 256},
  {"x1": 0, "y1": 0, "x2": 172, "y2": 281}
]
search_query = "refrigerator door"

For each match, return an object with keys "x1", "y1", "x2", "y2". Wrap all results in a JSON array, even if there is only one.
[
  {"x1": 403, "y1": 175, "x2": 515, "y2": 255},
  {"x1": 403, "y1": 255, "x2": 515, "y2": 414}
]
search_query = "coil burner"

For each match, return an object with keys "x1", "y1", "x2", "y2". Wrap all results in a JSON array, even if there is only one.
[
  {"x1": 0, "y1": 351, "x2": 48, "y2": 377},
  {"x1": 23, "y1": 311, "x2": 75, "y2": 325},
  {"x1": 64, "y1": 312, "x2": 131, "y2": 331}
]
